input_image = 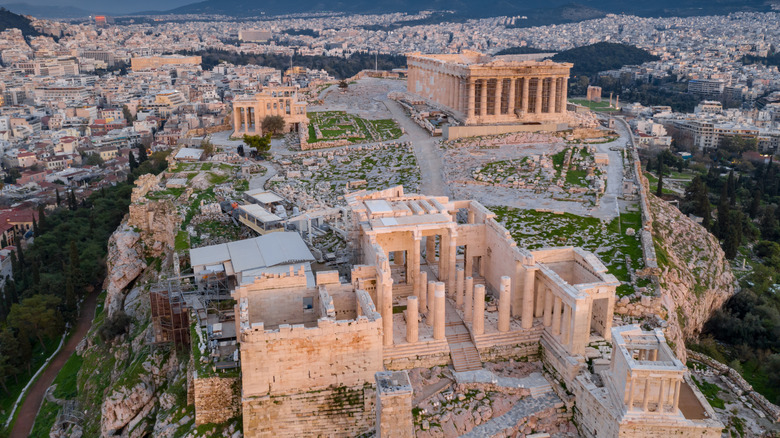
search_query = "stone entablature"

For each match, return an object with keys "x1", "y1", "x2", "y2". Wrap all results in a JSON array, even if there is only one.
[
  {"x1": 232, "y1": 86, "x2": 308, "y2": 136},
  {"x1": 407, "y1": 51, "x2": 572, "y2": 126}
]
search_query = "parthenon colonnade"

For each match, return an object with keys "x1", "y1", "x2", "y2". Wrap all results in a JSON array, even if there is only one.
[{"x1": 406, "y1": 51, "x2": 572, "y2": 126}]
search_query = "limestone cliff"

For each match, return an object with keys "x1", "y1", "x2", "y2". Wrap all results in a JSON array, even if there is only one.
[
  {"x1": 104, "y1": 224, "x2": 147, "y2": 317},
  {"x1": 648, "y1": 193, "x2": 734, "y2": 359}
]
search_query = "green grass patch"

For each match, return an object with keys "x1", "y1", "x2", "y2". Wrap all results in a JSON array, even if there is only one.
[
  {"x1": 691, "y1": 375, "x2": 725, "y2": 409},
  {"x1": 569, "y1": 98, "x2": 619, "y2": 112},
  {"x1": 175, "y1": 230, "x2": 190, "y2": 251}
]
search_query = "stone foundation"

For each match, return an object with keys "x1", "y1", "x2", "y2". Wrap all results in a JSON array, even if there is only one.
[
  {"x1": 192, "y1": 375, "x2": 240, "y2": 425},
  {"x1": 444, "y1": 122, "x2": 568, "y2": 140},
  {"x1": 242, "y1": 384, "x2": 376, "y2": 437}
]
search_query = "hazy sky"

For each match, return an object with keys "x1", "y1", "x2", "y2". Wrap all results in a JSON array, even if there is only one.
[{"x1": 2, "y1": 0, "x2": 195, "y2": 13}]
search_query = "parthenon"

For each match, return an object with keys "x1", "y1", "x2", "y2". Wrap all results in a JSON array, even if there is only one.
[{"x1": 406, "y1": 50, "x2": 572, "y2": 125}]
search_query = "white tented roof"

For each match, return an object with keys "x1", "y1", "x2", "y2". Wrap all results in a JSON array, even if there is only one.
[
  {"x1": 245, "y1": 189, "x2": 284, "y2": 205},
  {"x1": 238, "y1": 204, "x2": 282, "y2": 223},
  {"x1": 189, "y1": 232, "x2": 315, "y2": 276},
  {"x1": 174, "y1": 147, "x2": 203, "y2": 160}
]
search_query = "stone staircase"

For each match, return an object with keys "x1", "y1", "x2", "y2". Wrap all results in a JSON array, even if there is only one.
[
  {"x1": 446, "y1": 321, "x2": 482, "y2": 372},
  {"x1": 459, "y1": 392, "x2": 564, "y2": 438}
]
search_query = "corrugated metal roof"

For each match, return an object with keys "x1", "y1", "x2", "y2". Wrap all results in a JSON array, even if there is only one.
[
  {"x1": 190, "y1": 242, "x2": 230, "y2": 267},
  {"x1": 238, "y1": 204, "x2": 281, "y2": 223}
]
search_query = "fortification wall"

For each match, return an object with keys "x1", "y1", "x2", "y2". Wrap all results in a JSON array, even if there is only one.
[
  {"x1": 192, "y1": 376, "x2": 240, "y2": 425},
  {"x1": 242, "y1": 384, "x2": 376, "y2": 438}
]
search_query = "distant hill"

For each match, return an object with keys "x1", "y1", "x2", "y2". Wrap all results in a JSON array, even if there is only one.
[
  {"x1": 0, "y1": 7, "x2": 40, "y2": 36},
  {"x1": 0, "y1": 3, "x2": 90, "y2": 18},
  {"x1": 551, "y1": 42, "x2": 659, "y2": 77},
  {"x1": 163, "y1": 0, "x2": 769, "y2": 20},
  {"x1": 493, "y1": 47, "x2": 549, "y2": 56}
]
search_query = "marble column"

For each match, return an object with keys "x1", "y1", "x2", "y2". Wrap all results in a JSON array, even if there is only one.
[
  {"x1": 241, "y1": 107, "x2": 248, "y2": 133},
  {"x1": 410, "y1": 234, "x2": 421, "y2": 297},
  {"x1": 552, "y1": 297, "x2": 562, "y2": 335},
  {"x1": 534, "y1": 282, "x2": 545, "y2": 318},
  {"x1": 426, "y1": 235, "x2": 436, "y2": 265},
  {"x1": 383, "y1": 277, "x2": 394, "y2": 346},
  {"x1": 406, "y1": 296, "x2": 418, "y2": 343},
  {"x1": 561, "y1": 304, "x2": 572, "y2": 346},
  {"x1": 418, "y1": 271, "x2": 428, "y2": 315},
  {"x1": 521, "y1": 78, "x2": 529, "y2": 113},
  {"x1": 394, "y1": 251, "x2": 404, "y2": 266},
  {"x1": 549, "y1": 77, "x2": 557, "y2": 114},
  {"x1": 627, "y1": 376, "x2": 635, "y2": 410},
  {"x1": 464, "y1": 276, "x2": 474, "y2": 322},
  {"x1": 507, "y1": 78, "x2": 516, "y2": 116},
  {"x1": 433, "y1": 282, "x2": 446, "y2": 340},
  {"x1": 559, "y1": 77, "x2": 568, "y2": 112},
  {"x1": 642, "y1": 378, "x2": 651, "y2": 412},
  {"x1": 233, "y1": 107, "x2": 240, "y2": 132},
  {"x1": 494, "y1": 77, "x2": 503, "y2": 115},
  {"x1": 447, "y1": 234, "x2": 457, "y2": 296},
  {"x1": 658, "y1": 378, "x2": 667, "y2": 413},
  {"x1": 455, "y1": 268, "x2": 465, "y2": 308},
  {"x1": 467, "y1": 79, "x2": 476, "y2": 120},
  {"x1": 438, "y1": 234, "x2": 446, "y2": 280},
  {"x1": 651, "y1": 349, "x2": 658, "y2": 361},
  {"x1": 498, "y1": 276, "x2": 511, "y2": 332},
  {"x1": 521, "y1": 268, "x2": 535, "y2": 329},
  {"x1": 426, "y1": 281, "x2": 435, "y2": 326},
  {"x1": 543, "y1": 288, "x2": 553, "y2": 327},
  {"x1": 672, "y1": 380, "x2": 681, "y2": 413},
  {"x1": 254, "y1": 106, "x2": 261, "y2": 132},
  {"x1": 535, "y1": 78, "x2": 543, "y2": 114},
  {"x1": 480, "y1": 78, "x2": 488, "y2": 117},
  {"x1": 464, "y1": 250, "x2": 473, "y2": 277},
  {"x1": 473, "y1": 284, "x2": 485, "y2": 335}
]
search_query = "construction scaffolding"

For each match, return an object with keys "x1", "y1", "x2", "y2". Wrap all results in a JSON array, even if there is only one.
[{"x1": 149, "y1": 272, "x2": 232, "y2": 350}]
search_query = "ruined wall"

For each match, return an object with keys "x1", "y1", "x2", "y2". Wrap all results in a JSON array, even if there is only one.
[
  {"x1": 242, "y1": 384, "x2": 376, "y2": 438},
  {"x1": 192, "y1": 376, "x2": 240, "y2": 425},
  {"x1": 240, "y1": 317, "x2": 383, "y2": 397},
  {"x1": 127, "y1": 174, "x2": 181, "y2": 256},
  {"x1": 444, "y1": 122, "x2": 569, "y2": 140}
]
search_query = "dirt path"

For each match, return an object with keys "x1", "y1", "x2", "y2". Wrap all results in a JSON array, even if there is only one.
[{"x1": 10, "y1": 289, "x2": 99, "y2": 438}]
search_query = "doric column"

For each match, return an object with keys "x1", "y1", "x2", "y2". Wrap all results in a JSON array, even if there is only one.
[
  {"x1": 480, "y1": 79, "x2": 488, "y2": 117},
  {"x1": 535, "y1": 78, "x2": 543, "y2": 114},
  {"x1": 521, "y1": 267, "x2": 535, "y2": 329},
  {"x1": 543, "y1": 288, "x2": 553, "y2": 327},
  {"x1": 418, "y1": 270, "x2": 428, "y2": 315},
  {"x1": 521, "y1": 78, "x2": 529, "y2": 113},
  {"x1": 438, "y1": 234, "x2": 446, "y2": 279},
  {"x1": 382, "y1": 277, "x2": 394, "y2": 346},
  {"x1": 552, "y1": 297, "x2": 562, "y2": 335},
  {"x1": 467, "y1": 79, "x2": 476, "y2": 120},
  {"x1": 233, "y1": 106, "x2": 240, "y2": 132},
  {"x1": 455, "y1": 268, "x2": 465, "y2": 308},
  {"x1": 464, "y1": 249, "x2": 473, "y2": 277},
  {"x1": 651, "y1": 349, "x2": 658, "y2": 361},
  {"x1": 410, "y1": 233, "x2": 421, "y2": 297},
  {"x1": 559, "y1": 77, "x2": 568, "y2": 112},
  {"x1": 507, "y1": 78, "x2": 516, "y2": 116},
  {"x1": 561, "y1": 304, "x2": 572, "y2": 346},
  {"x1": 406, "y1": 296, "x2": 418, "y2": 343},
  {"x1": 393, "y1": 251, "x2": 404, "y2": 266},
  {"x1": 627, "y1": 376, "x2": 635, "y2": 409},
  {"x1": 464, "y1": 276, "x2": 474, "y2": 322},
  {"x1": 458, "y1": 76, "x2": 466, "y2": 113},
  {"x1": 447, "y1": 233, "x2": 457, "y2": 295},
  {"x1": 426, "y1": 235, "x2": 436, "y2": 265},
  {"x1": 426, "y1": 281, "x2": 435, "y2": 326},
  {"x1": 534, "y1": 282, "x2": 545, "y2": 318},
  {"x1": 642, "y1": 378, "x2": 651, "y2": 411},
  {"x1": 254, "y1": 106, "x2": 261, "y2": 133},
  {"x1": 498, "y1": 276, "x2": 511, "y2": 332},
  {"x1": 494, "y1": 77, "x2": 503, "y2": 115},
  {"x1": 549, "y1": 77, "x2": 557, "y2": 114},
  {"x1": 433, "y1": 282, "x2": 446, "y2": 340},
  {"x1": 473, "y1": 284, "x2": 485, "y2": 335}
]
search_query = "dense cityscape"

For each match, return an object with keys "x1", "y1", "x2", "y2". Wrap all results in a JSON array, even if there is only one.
[{"x1": 0, "y1": 3, "x2": 777, "y2": 438}]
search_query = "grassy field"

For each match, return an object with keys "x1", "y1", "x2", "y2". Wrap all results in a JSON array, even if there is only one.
[
  {"x1": 570, "y1": 98, "x2": 620, "y2": 112},
  {"x1": 491, "y1": 207, "x2": 645, "y2": 297}
]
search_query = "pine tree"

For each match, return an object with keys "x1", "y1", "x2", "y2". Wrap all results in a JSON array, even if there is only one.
[
  {"x1": 717, "y1": 184, "x2": 730, "y2": 239},
  {"x1": 749, "y1": 189, "x2": 762, "y2": 219},
  {"x1": 128, "y1": 151, "x2": 138, "y2": 170},
  {"x1": 137, "y1": 144, "x2": 148, "y2": 163},
  {"x1": 727, "y1": 170, "x2": 736, "y2": 206},
  {"x1": 64, "y1": 274, "x2": 77, "y2": 322},
  {"x1": 724, "y1": 211, "x2": 743, "y2": 259},
  {"x1": 68, "y1": 190, "x2": 77, "y2": 211}
]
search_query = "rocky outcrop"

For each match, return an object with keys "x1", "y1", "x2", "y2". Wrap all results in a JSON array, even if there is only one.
[
  {"x1": 648, "y1": 193, "x2": 734, "y2": 359},
  {"x1": 128, "y1": 200, "x2": 179, "y2": 256},
  {"x1": 101, "y1": 381, "x2": 155, "y2": 436},
  {"x1": 104, "y1": 224, "x2": 146, "y2": 317}
]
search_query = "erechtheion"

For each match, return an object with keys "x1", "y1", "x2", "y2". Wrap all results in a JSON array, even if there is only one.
[
  {"x1": 231, "y1": 86, "x2": 308, "y2": 136},
  {"x1": 190, "y1": 186, "x2": 722, "y2": 437}
]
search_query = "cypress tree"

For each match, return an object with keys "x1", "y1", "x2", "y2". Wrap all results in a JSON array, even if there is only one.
[
  {"x1": 55, "y1": 188, "x2": 61, "y2": 207},
  {"x1": 727, "y1": 170, "x2": 736, "y2": 206},
  {"x1": 37, "y1": 205, "x2": 46, "y2": 232},
  {"x1": 717, "y1": 184, "x2": 730, "y2": 239},
  {"x1": 32, "y1": 217, "x2": 38, "y2": 238},
  {"x1": 749, "y1": 189, "x2": 762, "y2": 219}
]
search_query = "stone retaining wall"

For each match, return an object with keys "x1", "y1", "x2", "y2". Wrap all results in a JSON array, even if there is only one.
[
  {"x1": 192, "y1": 375, "x2": 240, "y2": 425},
  {"x1": 687, "y1": 350, "x2": 780, "y2": 422}
]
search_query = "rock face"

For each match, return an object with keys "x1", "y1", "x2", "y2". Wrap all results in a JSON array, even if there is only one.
[
  {"x1": 128, "y1": 199, "x2": 179, "y2": 256},
  {"x1": 104, "y1": 224, "x2": 146, "y2": 317},
  {"x1": 648, "y1": 193, "x2": 734, "y2": 359},
  {"x1": 101, "y1": 381, "x2": 155, "y2": 436}
]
